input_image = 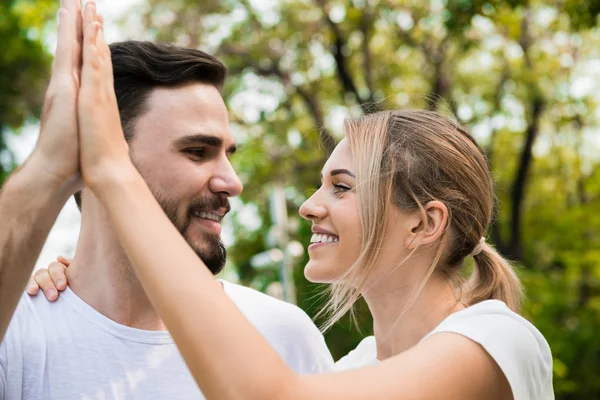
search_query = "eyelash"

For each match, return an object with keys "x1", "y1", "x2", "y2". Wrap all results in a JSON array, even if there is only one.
[
  {"x1": 185, "y1": 148, "x2": 206, "y2": 159},
  {"x1": 332, "y1": 184, "x2": 351, "y2": 194}
]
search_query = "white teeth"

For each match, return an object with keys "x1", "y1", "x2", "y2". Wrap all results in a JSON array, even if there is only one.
[
  {"x1": 310, "y1": 233, "x2": 339, "y2": 244},
  {"x1": 193, "y1": 211, "x2": 223, "y2": 222}
]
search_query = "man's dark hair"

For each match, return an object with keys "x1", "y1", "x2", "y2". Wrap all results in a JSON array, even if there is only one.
[{"x1": 74, "y1": 41, "x2": 227, "y2": 208}]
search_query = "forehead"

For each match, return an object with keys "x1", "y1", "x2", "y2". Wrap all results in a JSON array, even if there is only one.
[
  {"x1": 323, "y1": 138, "x2": 354, "y2": 173},
  {"x1": 133, "y1": 83, "x2": 232, "y2": 145}
]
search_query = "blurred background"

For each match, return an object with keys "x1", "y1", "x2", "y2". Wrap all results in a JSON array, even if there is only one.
[{"x1": 2, "y1": 0, "x2": 600, "y2": 397}]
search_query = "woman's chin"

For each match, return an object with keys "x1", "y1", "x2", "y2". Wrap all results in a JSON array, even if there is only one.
[{"x1": 303, "y1": 260, "x2": 345, "y2": 284}]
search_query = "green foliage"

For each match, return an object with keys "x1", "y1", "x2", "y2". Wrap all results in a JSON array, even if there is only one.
[
  {"x1": 0, "y1": 0, "x2": 54, "y2": 184},
  {"x1": 2, "y1": 0, "x2": 598, "y2": 397},
  {"x1": 133, "y1": 0, "x2": 600, "y2": 397}
]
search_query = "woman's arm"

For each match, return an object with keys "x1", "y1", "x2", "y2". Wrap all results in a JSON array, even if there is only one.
[{"x1": 77, "y1": 5, "x2": 511, "y2": 400}]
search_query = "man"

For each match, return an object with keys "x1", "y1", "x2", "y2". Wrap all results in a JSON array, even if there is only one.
[{"x1": 0, "y1": 1, "x2": 333, "y2": 398}]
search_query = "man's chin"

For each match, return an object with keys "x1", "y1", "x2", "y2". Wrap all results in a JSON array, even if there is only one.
[{"x1": 185, "y1": 235, "x2": 226, "y2": 275}]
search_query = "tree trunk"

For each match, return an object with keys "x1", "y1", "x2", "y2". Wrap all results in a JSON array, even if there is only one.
[{"x1": 507, "y1": 97, "x2": 544, "y2": 260}]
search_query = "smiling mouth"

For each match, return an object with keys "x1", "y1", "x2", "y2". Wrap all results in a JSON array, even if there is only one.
[
  {"x1": 191, "y1": 210, "x2": 224, "y2": 223},
  {"x1": 310, "y1": 233, "x2": 339, "y2": 244}
]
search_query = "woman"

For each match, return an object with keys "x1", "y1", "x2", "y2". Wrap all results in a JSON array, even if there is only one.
[{"x1": 33, "y1": 4, "x2": 554, "y2": 399}]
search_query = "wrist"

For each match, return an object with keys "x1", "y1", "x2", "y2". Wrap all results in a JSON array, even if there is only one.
[
  {"x1": 11, "y1": 154, "x2": 80, "y2": 201},
  {"x1": 85, "y1": 160, "x2": 143, "y2": 202}
]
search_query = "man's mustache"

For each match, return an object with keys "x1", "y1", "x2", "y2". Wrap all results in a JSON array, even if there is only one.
[{"x1": 188, "y1": 196, "x2": 231, "y2": 216}]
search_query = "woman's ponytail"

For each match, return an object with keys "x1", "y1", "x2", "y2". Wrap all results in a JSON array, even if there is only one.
[{"x1": 465, "y1": 242, "x2": 523, "y2": 312}]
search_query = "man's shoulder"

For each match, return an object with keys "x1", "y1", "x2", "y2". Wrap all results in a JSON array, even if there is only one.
[
  {"x1": 7, "y1": 292, "x2": 44, "y2": 327},
  {"x1": 10, "y1": 290, "x2": 65, "y2": 323},
  {"x1": 220, "y1": 280, "x2": 317, "y2": 329},
  {"x1": 220, "y1": 280, "x2": 334, "y2": 373},
  {"x1": 4, "y1": 290, "x2": 78, "y2": 344},
  {"x1": 2, "y1": 292, "x2": 49, "y2": 354}
]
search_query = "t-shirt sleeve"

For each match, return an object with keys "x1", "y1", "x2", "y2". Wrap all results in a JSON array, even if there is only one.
[
  {"x1": 284, "y1": 309, "x2": 335, "y2": 374},
  {"x1": 0, "y1": 337, "x2": 7, "y2": 400},
  {"x1": 427, "y1": 313, "x2": 554, "y2": 400},
  {"x1": 0, "y1": 293, "x2": 41, "y2": 400}
]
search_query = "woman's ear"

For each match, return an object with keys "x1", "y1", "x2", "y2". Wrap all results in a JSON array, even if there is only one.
[{"x1": 403, "y1": 200, "x2": 448, "y2": 249}]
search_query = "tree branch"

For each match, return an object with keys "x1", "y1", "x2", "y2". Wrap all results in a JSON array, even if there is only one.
[
  {"x1": 485, "y1": 60, "x2": 510, "y2": 166},
  {"x1": 220, "y1": 46, "x2": 336, "y2": 155},
  {"x1": 360, "y1": 7, "x2": 376, "y2": 106},
  {"x1": 508, "y1": 96, "x2": 543, "y2": 261},
  {"x1": 506, "y1": 9, "x2": 544, "y2": 261},
  {"x1": 313, "y1": 0, "x2": 370, "y2": 113}
]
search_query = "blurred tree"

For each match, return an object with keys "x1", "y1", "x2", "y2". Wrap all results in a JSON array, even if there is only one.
[
  {"x1": 0, "y1": 0, "x2": 55, "y2": 183},
  {"x1": 133, "y1": 0, "x2": 600, "y2": 397}
]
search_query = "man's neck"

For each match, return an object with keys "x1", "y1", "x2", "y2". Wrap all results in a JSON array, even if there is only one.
[{"x1": 67, "y1": 195, "x2": 167, "y2": 331}]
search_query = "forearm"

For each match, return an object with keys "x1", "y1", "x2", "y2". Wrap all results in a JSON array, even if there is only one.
[
  {"x1": 94, "y1": 168, "x2": 301, "y2": 400},
  {"x1": 0, "y1": 157, "x2": 73, "y2": 341}
]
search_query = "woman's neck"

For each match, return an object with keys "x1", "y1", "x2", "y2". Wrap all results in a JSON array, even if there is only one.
[{"x1": 362, "y1": 271, "x2": 464, "y2": 360}]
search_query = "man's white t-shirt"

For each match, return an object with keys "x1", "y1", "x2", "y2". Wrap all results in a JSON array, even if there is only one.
[
  {"x1": 335, "y1": 300, "x2": 554, "y2": 400},
  {"x1": 0, "y1": 280, "x2": 334, "y2": 399}
]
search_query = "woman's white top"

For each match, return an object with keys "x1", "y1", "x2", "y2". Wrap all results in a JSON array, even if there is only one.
[{"x1": 335, "y1": 300, "x2": 554, "y2": 400}]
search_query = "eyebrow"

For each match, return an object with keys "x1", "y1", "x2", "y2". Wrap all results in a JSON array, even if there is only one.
[
  {"x1": 320, "y1": 169, "x2": 356, "y2": 179},
  {"x1": 174, "y1": 134, "x2": 237, "y2": 154}
]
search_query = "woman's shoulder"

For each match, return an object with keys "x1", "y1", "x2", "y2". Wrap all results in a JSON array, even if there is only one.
[
  {"x1": 423, "y1": 300, "x2": 554, "y2": 400},
  {"x1": 424, "y1": 300, "x2": 550, "y2": 356}
]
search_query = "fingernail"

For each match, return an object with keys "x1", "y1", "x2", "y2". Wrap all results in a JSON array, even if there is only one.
[
  {"x1": 57, "y1": 280, "x2": 65, "y2": 288},
  {"x1": 47, "y1": 289, "x2": 57, "y2": 299},
  {"x1": 27, "y1": 284, "x2": 38, "y2": 293}
]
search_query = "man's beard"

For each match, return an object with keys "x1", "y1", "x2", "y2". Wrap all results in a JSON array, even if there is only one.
[{"x1": 152, "y1": 190, "x2": 229, "y2": 275}]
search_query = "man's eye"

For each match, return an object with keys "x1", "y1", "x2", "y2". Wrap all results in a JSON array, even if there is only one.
[{"x1": 185, "y1": 148, "x2": 206, "y2": 159}]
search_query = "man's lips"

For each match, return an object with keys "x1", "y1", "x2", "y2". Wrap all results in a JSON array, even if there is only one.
[{"x1": 191, "y1": 209, "x2": 225, "y2": 223}]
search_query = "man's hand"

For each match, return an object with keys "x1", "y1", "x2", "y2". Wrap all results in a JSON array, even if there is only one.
[
  {"x1": 0, "y1": 0, "x2": 85, "y2": 342},
  {"x1": 27, "y1": 0, "x2": 83, "y2": 193}
]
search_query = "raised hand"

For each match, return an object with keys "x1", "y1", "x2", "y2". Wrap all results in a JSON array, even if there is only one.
[
  {"x1": 28, "y1": 0, "x2": 83, "y2": 192},
  {"x1": 77, "y1": 1, "x2": 132, "y2": 191}
]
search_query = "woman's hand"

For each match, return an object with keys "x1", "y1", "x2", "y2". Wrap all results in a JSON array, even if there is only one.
[
  {"x1": 77, "y1": 1, "x2": 134, "y2": 193},
  {"x1": 26, "y1": 256, "x2": 71, "y2": 301}
]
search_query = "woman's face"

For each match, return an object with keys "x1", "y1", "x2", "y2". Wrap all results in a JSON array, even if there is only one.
[{"x1": 299, "y1": 139, "x2": 363, "y2": 283}]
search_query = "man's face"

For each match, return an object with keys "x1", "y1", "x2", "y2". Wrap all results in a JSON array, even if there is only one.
[{"x1": 128, "y1": 83, "x2": 243, "y2": 274}]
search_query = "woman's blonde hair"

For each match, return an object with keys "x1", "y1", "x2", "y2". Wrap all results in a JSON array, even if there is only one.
[{"x1": 318, "y1": 109, "x2": 522, "y2": 331}]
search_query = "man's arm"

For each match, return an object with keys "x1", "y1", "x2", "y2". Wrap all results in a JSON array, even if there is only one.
[
  {"x1": 0, "y1": 162, "x2": 74, "y2": 342},
  {"x1": 0, "y1": 0, "x2": 84, "y2": 343}
]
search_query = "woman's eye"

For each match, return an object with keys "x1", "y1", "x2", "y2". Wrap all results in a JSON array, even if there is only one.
[{"x1": 333, "y1": 184, "x2": 351, "y2": 194}]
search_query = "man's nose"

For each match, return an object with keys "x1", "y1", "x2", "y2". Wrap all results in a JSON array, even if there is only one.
[{"x1": 208, "y1": 158, "x2": 243, "y2": 197}]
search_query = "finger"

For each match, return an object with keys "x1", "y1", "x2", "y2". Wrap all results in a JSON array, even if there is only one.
[
  {"x1": 57, "y1": 0, "x2": 82, "y2": 68},
  {"x1": 49, "y1": 263, "x2": 68, "y2": 291},
  {"x1": 74, "y1": 3, "x2": 84, "y2": 71},
  {"x1": 60, "y1": 0, "x2": 78, "y2": 11},
  {"x1": 82, "y1": 2, "x2": 101, "y2": 82},
  {"x1": 57, "y1": 255, "x2": 73, "y2": 267},
  {"x1": 95, "y1": 18, "x2": 114, "y2": 86},
  {"x1": 84, "y1": 0, "x2": 98, "y2": 42},
  {"x1": 53, "y1": 8, "x2": 75, "y2": 75},
  {"x1": 26, "y1": 276, "x2": 40, "y2": 296},
  {"x1": 34, "y1": 268, "x2": 59, "y2": 301}
]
